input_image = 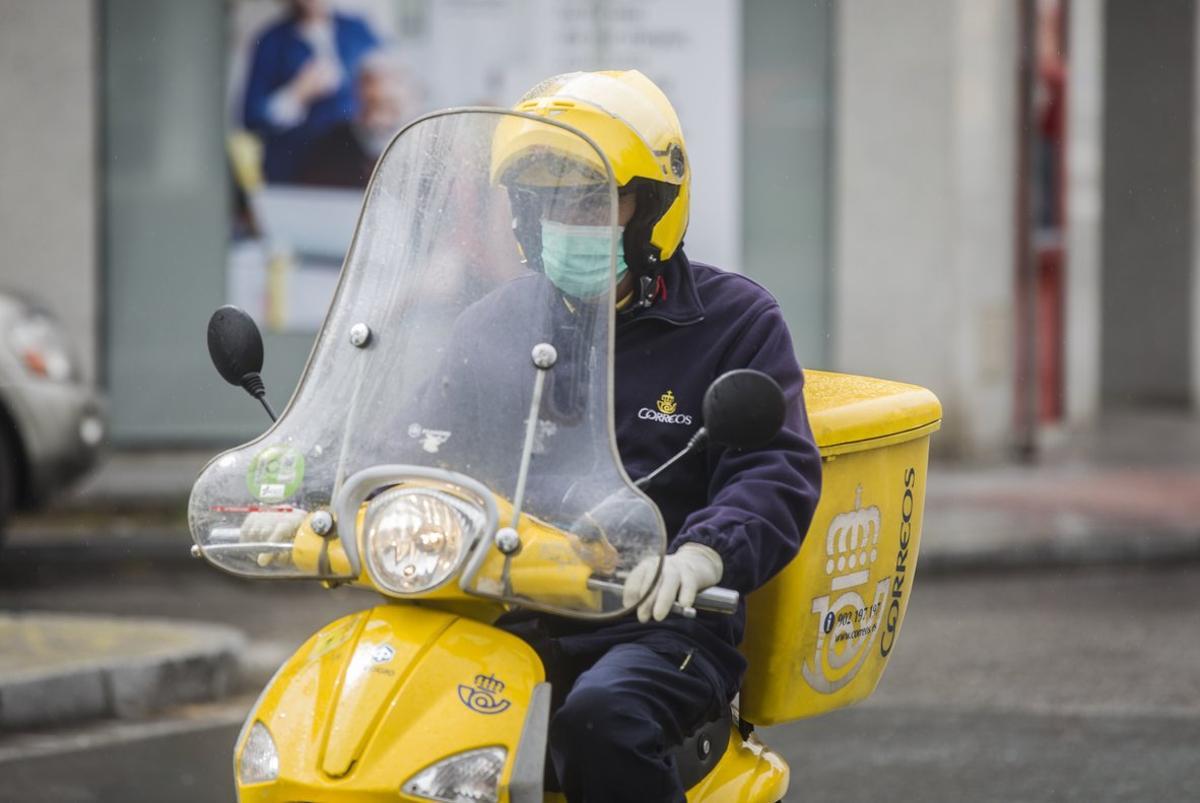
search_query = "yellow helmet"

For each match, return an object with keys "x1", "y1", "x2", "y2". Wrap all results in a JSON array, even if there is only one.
[{"x1": 492, "y1": 70, "x2": 690, "y2": 271}]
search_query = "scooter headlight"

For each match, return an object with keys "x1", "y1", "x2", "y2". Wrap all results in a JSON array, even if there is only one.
[
  {"x1": 363, "y1": 487, "x2": 483, "y2": 594},
  {"x1": 402, "y1": 746, "x2": 506, "y2": 803},
  {"x1": 237, "y1": 721, "x2": 279, "y2": 785}
]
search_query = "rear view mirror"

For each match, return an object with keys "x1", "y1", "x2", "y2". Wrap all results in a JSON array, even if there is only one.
[
  {"x1": 702, "y1": 369, "x2": 785, "y2": 450},
  {"x1": 207, "y1": 306, "x2": 276, "y2": 421}
]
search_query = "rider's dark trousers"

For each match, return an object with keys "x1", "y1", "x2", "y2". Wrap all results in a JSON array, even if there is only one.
[{"x1": 501, "y1": 617, "x2": 725, "y2": 803}]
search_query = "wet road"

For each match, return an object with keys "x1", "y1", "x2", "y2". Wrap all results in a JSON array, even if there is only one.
[{"x1": 1, "y1": 559, "x2": 1198, "y2": 802}]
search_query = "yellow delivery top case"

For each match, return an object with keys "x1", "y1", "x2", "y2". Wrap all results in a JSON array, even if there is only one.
[{"x1": 739, "y1": 370, "x2": 942, "y2": 726}]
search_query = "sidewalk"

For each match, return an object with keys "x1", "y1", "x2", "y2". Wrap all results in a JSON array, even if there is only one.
[
  {"x1": 0, "y1": 613, "x2": 244, "y2": 729},
  {"x1": 923, "y1": 410, "x2": 1200, "y2": 571}
]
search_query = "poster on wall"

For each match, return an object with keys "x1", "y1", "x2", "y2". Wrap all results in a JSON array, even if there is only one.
[{"x1": 226, "y1": 0, "x2": 740, "y2": 332}]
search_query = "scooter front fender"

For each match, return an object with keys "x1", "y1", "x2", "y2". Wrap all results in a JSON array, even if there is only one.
[{"x1": 235, "y1": 604, "x2": 547, "y2": 802}]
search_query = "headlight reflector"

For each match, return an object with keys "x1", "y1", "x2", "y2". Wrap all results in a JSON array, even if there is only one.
[
  {"x1": 238, "y1": 721, "x2": 279, "y2": 785},
  {"x1": 363, "y1": 488, "x2": 481, "y2": 594},
  {"x1": 402, "y1": 746, "x2": 506, "y2": 802}
]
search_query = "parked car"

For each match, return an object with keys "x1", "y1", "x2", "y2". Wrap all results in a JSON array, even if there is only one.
[{"x1": 0, "y1": 292, "x2": 106, "y2": 541}]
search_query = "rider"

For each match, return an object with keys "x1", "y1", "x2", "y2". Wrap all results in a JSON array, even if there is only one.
[
  {"x1": 242, "y1": 69, "x2": 823, "y2": 801},
  {"x1": 489, "y1": 71, "x2": 823, "y2": 802}
]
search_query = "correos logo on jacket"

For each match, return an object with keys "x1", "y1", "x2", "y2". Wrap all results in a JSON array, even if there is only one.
[{"x1": 638, "y1": 390, "x2": 694, "y2": 425}]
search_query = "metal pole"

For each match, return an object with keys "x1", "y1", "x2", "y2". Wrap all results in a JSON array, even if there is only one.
[{"x1": 1016, "y1": 0, "x2": 1041, "y2": 461}]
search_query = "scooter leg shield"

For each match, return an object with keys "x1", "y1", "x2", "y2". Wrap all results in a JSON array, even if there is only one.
[
  {"x1": 682, "y1": 725, "x2": 790, "y2": 803},
  {"x1": 234, "y1": 604, "x2": 547, "y2": 802}
]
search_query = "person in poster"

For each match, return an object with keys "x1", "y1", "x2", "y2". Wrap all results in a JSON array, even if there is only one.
[
  {"x1": 241, "y1": 0, "x2": 380, "y2": 184},
  {"x1": 296, "y1": 48, "x2": 420, "y2": 188}
]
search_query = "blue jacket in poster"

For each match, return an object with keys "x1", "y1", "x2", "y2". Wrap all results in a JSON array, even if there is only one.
[{"x1": 241, "y1": 13, "x2": 378, "y2": 183}]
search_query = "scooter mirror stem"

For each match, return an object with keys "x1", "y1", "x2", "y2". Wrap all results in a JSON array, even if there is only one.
[
  {"x1": 238, "y1": 371, "x2": 277, "y2": 422},
  {"x1": 634, "y1": 428, "x2": 708, "y2": 489}
]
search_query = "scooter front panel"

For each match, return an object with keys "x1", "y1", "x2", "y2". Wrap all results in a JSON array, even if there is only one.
[{"x1": 236, "y1": 604, "x2": 544, "y2": 802}]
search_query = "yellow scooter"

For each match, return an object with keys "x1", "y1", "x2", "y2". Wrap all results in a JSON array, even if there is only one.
[{"x1": 191, "y1": 109, "x2": 941, "y2": 802}]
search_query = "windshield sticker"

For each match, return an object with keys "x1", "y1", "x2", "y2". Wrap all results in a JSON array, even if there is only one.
[
  {"x1": 531, "y1": 418, "x2": 558, "y2": 454},
  {"x1": 245, "y1": 445, "x2": 305, "y2": 503},
  {"x1": 458, "y1": 673, "x2": 511, "y2": 715},
  {"x1": 407, "y1": 423, "x2": 452, "y2": 454}
]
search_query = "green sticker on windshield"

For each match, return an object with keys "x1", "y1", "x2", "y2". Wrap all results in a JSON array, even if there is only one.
[{"x1": 246, "y1": 445, "x2": 305, "y2": 502}]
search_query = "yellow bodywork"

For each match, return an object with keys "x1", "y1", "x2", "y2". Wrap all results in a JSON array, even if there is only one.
[
  {"x1": 681, "y1": 728, "x2": 790, "y2": 802},
  {"x1": 467, "y1": 495, "x2": 618, "y2": 612},
  {"x1": 237, "y1": 603, "x2": 788, "y2": 803},
  {"x1": 235, "y1": 370, "x2": 940, "y2": 800},
  {"x1": 738, "y1": 370, "x2": 942, "y2": 724},
  {"x1": 236, "y1": 605, "x2": 544, "y2": 802}
]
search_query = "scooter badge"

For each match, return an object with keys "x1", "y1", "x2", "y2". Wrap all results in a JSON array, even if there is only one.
[
  {"x1": 457, "y1": 673, "x2": 511, "y2": 715},
  {"x1": 370, "y1": 644, "x2": 395, "y2": 664}
]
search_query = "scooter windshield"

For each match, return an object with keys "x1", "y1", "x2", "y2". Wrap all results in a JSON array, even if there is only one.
[{"x1": 189, "y1": 110, "x2": 666, "y2": 616}]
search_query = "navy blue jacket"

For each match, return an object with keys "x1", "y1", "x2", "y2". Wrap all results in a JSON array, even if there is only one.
[
  {"x1": 550, "y1": 253, "x2": 821, "y2": 696},
  {"x1": 421, "y1": 252, "x2": 822, "y2": 696}
]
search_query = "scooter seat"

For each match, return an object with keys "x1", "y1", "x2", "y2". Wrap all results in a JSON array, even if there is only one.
[{"x1": 672, "y1": 705, "x2": 732, "y2": 790}]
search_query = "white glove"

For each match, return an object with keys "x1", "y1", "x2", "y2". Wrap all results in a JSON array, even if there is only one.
[
  {"x1": 622, "y1": 543, "x2": 724, "y2": 623},
  {"x1": 240, "y1": 509, "x2": 307, "y2": 567}
]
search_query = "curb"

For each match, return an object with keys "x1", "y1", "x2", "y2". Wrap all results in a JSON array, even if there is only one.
[
  {"x1": 918, "y1": 529, "x2": 1200, "y2": 575},
  {"x1": 0, "y1": 614, "x2": 246, "y2": 730}
]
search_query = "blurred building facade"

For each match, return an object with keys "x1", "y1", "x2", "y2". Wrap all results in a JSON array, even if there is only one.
[{"x1": 0, "y1": 0, "x2": 1197, "y2": 459}]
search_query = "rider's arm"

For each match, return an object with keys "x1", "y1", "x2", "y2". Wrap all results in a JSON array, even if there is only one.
[{"x1": 672, "y1": 303, "x2": 823, "y2": 594}]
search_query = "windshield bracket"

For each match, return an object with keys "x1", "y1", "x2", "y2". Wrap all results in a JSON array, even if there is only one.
[{"x1": 508, "y1": 343, "x2": 558, "y2": 532}]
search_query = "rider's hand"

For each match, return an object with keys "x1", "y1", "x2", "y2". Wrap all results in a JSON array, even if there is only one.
[
  {"x1": 566, "y1": 488, "x2": 656, "y2": 575},
  {"x1": 622, "y1": 543, "x2": 724, "y2": 623},
  {"x1": 240, "y1": 509, "x2": 307, "y2": 568}
]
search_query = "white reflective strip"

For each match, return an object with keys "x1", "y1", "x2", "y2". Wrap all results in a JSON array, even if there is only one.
[{"x1": 831, "y1": 570, "x2": 871, "y2": 591}]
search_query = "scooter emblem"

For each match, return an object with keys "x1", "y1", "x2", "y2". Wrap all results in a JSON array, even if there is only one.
[
  {"x1": 457, "y1": 673, "x2": 511, "y2": 715},
  {"x1": 370, "y1": 644, "x2": 395, "y2": 664}
]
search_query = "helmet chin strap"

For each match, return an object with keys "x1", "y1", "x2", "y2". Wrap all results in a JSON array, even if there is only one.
[
  {"x1": 634, "y1": 254, "x2": 662, "y2": 309},
  {"x1": 621, "y1": 178, "x2": 678, "y2": 309}
]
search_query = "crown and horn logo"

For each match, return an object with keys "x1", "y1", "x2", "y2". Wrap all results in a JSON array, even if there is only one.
[
  {"x1": 803, "y1": 485, "x2": 891, "y2": 694},
  {"x1": 656, "y1": 390, "x2": 678, "y2": 415},
  {"x1": 824, "y1": 486, "x2": 882, "y2": 591},
  {"x1": 458, "y1": 673, "x2": 511, "y2": 715}
]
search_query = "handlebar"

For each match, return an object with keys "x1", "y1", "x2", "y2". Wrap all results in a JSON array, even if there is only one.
[
  {"x1": 203, "y1": 528, "x2": 741, "y2": 619},
  {"x1": 585, "y1": 577, "x2": 740, "y2": 618}
]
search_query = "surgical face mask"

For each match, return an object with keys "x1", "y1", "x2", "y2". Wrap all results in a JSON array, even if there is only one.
[{"x1": 540, "y1": 220, "x2": 628, "y2": 299}]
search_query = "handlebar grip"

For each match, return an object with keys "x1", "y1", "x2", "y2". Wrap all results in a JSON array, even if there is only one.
[
  {"x1": 209, "y1": 527, "x2": 242, "y2": 544},
  {"x1": 585, "y1": 578, "x2": 741, "y2": 617},
  {"x1": 690, "y1": 585, "x2": 741, "y2": 615}
]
